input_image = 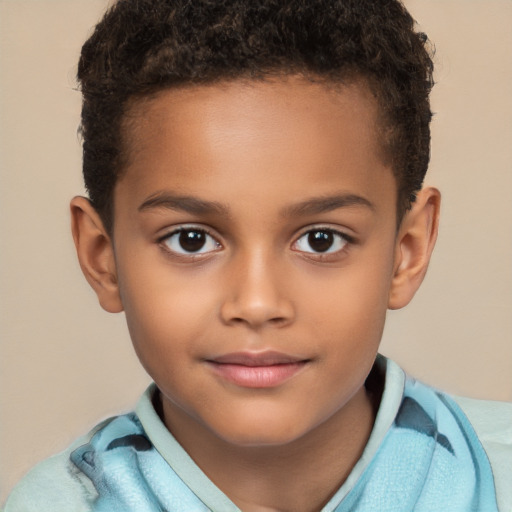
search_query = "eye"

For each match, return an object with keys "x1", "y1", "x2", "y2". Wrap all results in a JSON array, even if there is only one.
[
  {"x1": 161, "y1": 227, "x2": 220, "y2": 255},
  {"x1": 293, "y1": 228, "x2": 350, "y2": 254}
]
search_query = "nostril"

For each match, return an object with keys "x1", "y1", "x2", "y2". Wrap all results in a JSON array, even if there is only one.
[
  {"x1": 219, "y1": 300, "x2": 295, "y2": 328},
  {"x1": 269, "y1": 316, "x2": 288, "y2": 325},
  {"x1": 218, "y1": 267, "x2": 295, "y2": 328}
]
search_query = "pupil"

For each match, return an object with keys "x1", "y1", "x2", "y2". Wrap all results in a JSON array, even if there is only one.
[
  {"x1": 308, "y1": 231, "x2": 333, "y2": 252},
  {"x1": 179, "y1": 230, "x2": 206, "y2": 252}
]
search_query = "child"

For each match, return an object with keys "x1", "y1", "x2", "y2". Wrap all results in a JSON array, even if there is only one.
[{"x1": 4, "y1": 0, "x2": 511, "y2": 510}]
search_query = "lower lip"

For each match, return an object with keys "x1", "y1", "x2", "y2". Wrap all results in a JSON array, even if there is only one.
[{"x1": 206, "y1": 362, "x2": 308, "y2": 388}]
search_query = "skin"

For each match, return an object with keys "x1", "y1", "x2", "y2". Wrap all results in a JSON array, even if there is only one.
[{"x1": 71, "y1": 76, "x2": 440, "y2": 511}]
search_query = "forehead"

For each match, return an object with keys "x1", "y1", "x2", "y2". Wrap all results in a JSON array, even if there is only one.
[
  {"x1": 116, "y1": 76, "x2": 395, "y2": 217},
  {"x1": 124, "y1": 76, "x2": 383, "y2": 158}
]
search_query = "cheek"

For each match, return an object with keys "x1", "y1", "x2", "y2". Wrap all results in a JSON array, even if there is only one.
[
  {"x1": 305, "y1": 259, "x2": 393, "y2": 328},
  {"x1": 117, "y1": 261, "x2": 220, "y2": 360},
  {"x1": 299, "y1": 254, "x2": 394, "y2": 378}
]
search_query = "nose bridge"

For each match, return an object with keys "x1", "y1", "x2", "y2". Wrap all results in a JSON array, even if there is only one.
[{"x1": 220, "y1": 244, "x2": 294, "y2": 328}]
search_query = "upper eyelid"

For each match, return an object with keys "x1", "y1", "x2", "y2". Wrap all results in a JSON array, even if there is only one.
[
  {"x1": 294, "y1": 225, "x2": 354, "y2": 242},
  {"x1": 158, "y1": 224, "x2": 220, "y2": 241},
  {"x1": 156, "y1": 224, "x2": 354, "y2": 246},
  {"x1": 157, "y1": 225, "x2": 223, "y2": 255},
  {"x1": 158, "y1": 226, "x2": 222, "y2": 258}
]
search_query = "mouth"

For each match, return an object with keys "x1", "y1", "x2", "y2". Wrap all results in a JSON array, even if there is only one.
[{"x1": 205, "y1": 351, "x2": 311, "y2": 388}]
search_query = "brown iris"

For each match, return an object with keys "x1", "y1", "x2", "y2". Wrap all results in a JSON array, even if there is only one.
[
  {"x1": 308, "y1": 231, "x2": 334, "y2": 252},
  {"x1": 179, "y1": 230, "x2": 207, "y2": 252}
]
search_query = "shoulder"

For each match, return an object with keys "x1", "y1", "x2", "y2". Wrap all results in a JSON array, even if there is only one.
[
  {"x1": 453, "y1": 395, "x2": 512, "y2": 511},
  {"x1": 384, "y1": 356, "x2": 511, "y2": 512},
  {"x1": 453, "y1": 395, "x2": 512, "y2": 466},
  {"x1": 453, "y1": 395, "x2": 512, "y2": 443},
  {"x1": 3, "y1": 419, "x2": 112, "y2": 512}
]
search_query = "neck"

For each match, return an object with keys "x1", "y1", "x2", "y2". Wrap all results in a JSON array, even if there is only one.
[{"x1": 162, "y1": 386, "x2": 376, "y2": 512}]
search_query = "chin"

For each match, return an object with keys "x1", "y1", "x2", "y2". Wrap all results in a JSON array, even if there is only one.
[
  {"x1": 212, "y1": 415, "x2": 310, "y2": 448},
  {"x1": 220, "y1": 431, "x2": 302, "y2": 448}
]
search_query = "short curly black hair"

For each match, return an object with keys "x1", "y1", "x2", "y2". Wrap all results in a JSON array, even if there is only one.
[{"x1": 78, "y1": 0, "x2": 434, "y2": 233}]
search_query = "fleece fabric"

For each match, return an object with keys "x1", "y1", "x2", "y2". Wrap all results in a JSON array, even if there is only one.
[{"x1": 4, "y1": 356, "x2": 511, "y2": 511}]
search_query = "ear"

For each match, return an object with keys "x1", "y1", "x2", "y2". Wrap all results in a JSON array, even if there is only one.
[
  {"x1": 70, "y1": 196, "x2": 123, "y2": 313},
  {"x1": 388, "y1": 187, "x2": 441, "y2": 310}
]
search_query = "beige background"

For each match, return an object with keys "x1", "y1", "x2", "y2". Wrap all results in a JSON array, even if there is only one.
[{"x1": 1, "y1": 0, "x2": 511, "y2": 502}]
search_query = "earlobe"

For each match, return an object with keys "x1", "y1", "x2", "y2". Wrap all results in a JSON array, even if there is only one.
[
  {"x1": 388, "y1": 187, "x2": 441, "y2": 310},
  {"x1": 70, "y1": 196, "x2": 124, "y2": 313}
]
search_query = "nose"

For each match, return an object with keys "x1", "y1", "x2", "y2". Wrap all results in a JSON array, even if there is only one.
[{"x1": 219, "y1": 250, "x2": 295, "y2": 329}]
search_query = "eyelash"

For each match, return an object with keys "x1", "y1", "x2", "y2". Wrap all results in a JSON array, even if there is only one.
[
  {"x1": 157, "y1": 225, "x2": 354, "y2": 260},
  {"x1": 158, "y1": 226, "x2": 221, "y2": 259},
  {"x1": 292, "y1": 227, "x2": 354, "y2": 260}
]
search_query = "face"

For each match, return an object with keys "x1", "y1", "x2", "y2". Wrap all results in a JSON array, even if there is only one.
[{"x1": 111, "y1": 77, "x2": 399, "y2": 447}]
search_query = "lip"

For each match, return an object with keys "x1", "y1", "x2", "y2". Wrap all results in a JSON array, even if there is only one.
[{"x1": 205, "y1": 351, "x2": 310, "y2": 388}]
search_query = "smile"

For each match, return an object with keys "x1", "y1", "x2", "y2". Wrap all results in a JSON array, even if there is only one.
[{"x1": 205, "y1": 351, "x2": 310, "y2": 388}]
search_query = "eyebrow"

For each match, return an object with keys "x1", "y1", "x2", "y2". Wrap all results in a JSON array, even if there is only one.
[
  {"x1": 138, "y1": 192, "x2": 229, "y2": 216},
  {"x1": 282, "y1": 193, "x2": 375, "y2": 217},
  {"x1": 138, "y1": 191, "x2": 374, "y2": 218}
]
